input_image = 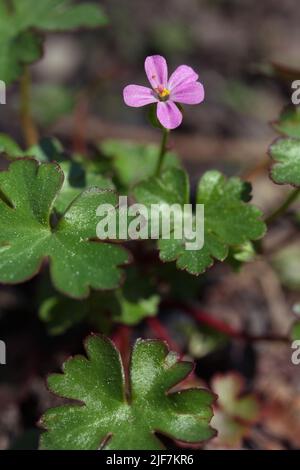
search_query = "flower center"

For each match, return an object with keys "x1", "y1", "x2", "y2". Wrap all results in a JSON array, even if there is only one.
[{"x1": 155, "y1": 84, "x2": 170, "y2": 101}]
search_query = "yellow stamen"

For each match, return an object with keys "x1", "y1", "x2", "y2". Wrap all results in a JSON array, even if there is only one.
[{"x1": 159, "y1": 88, "x2": 170, "y2": 98}]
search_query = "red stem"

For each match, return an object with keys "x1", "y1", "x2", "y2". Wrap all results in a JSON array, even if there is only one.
[
  {"x1": 147, "y1": 317, "x2": 181, "y2": 352},
  {"x1": 111, "y1": 325, "x2": 132, "y2": 372},
  {"x1": 161, "y1": 301, "x2": 289, "y2": 343},
  {"x1": 184, "y1": 305, "x2": 289, "y2": 343}
]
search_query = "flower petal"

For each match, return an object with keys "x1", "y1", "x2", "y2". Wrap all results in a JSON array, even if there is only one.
[
  {"x1": 123, "y1": 85, "x2": 157, "y2": 107},
  {"x1": 167, "y1": 65, "x2": 199, "y2": 91},
  {"x1": 156, "y1": 101, "x2": 182, "y2": 129},
  {"x1": 145, "y1": 55, "x2": 168, "y2": 89},
  {"x1": 168, "y1": 65, "x2": 199, "y2": 91},
  {"x1": 170, "y1": 81, "x2": 205, "y2": 105}
]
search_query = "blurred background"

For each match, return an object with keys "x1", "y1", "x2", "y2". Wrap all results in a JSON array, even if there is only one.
[
  {"x1": 0, "y1": 0, "x2": 300, "y2": 451},
  {"x1": 2, "y1": 0, "x2": 300, "y2": 202}
]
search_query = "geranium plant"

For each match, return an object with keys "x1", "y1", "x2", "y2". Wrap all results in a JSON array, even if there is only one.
[{"x1": 0, "y1": 0, "x2": 299, "y2": 452}]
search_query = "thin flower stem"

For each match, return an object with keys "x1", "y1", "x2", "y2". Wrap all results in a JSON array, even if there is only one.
[
  {"x1": 155, "y1": 128, "x2": 169, "y2": 176},
  {"x1": 20, "y1": 66, "x2": 39, "y2": 147},
  {"x1": 265, "y1": 188, "x2": 300, "y2": 225}
]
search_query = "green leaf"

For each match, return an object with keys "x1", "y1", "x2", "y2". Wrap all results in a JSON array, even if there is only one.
[
  {"x1": 39, "y1": 267, "x2": 160, "y2": 334},
  {"x1": 230, "y1": 241, "x2": 255, "y2": 263},
  {"x1": 40, "y1": 290, "x2": 159, "y2": 333},
  {"x1": 100, "y1": 139, "x2": 180, "y2": 190},
  {"x1": 211, "y1": 373, "x2": 259, "y2": 447},
  {"x1": 113, "y1": 267, "x2": 160, "y2": 325},
  {"x1": 0, "y1": 135, "x2": 65, "y2": 161},
  {"x1": 23, "y1": 0, "x2": 108, "y2": 31},
  {"x1": 0, "y1": 136, "x2": 115, "y2": 214},
  {"x1": 25, "y1": 137, "x2": 66, "y2": 162},
  {"x1": 117, "y1": 295, "x2": 159, "y2": 325},
  {"x1": 291, "y1": 322, "x2": 300, "y2": 341},
  {"x1": 291, "y1": 304, "x2": 300, "y2": 342},
  {"x1": 0, "y1": 159, "x2": 128, "y2": 298},
  {"x1": 269, "y1": 138, "x2": 300, "y2": 187},
  {"x1": 172, "y1": 317, "x2": 228, "y2": 359},
  {"x1": 0, "y1": 0, "x2": 107, "y2": 84},
  {"x1": 39, "y1": 292, "x2": 114, "y2": 335},
  {"x1": 154, "y1": 263, "x2": 203, "y2": 301},
  {"x1": 134, "y1": 166, "x2": 188, "y2": 206},
  {"x1": 273, "y1": 106, "x2": 300, "y2": 138},
  {"x1": 188, "y1": 328, "x2": 228, "y2": 359},
  {"x1": 40, "y1": 334, "x2": 215, "y2": 450},
  {"x1": 0, "y1": 133, "x2": 23, "y2": 157},
  {"x1": 55, "y1": 160, "x2": 114, "y2": 214},
  {"x1": 134, "y1": 168, "x2": 266, "y2": 275},
  {"x1": 0, "y1": 30, "x2": 43, "y2": 84},
  {"x1": 227, "y1": 241, "x2": 256, "y2": 271}
]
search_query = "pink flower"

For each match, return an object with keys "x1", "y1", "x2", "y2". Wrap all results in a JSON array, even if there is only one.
[{"x1": 123, "y1": 55, "x2": 205, "y2": 130}]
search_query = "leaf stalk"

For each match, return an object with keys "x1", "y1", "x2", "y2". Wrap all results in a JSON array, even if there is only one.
[
  {"x1": 266, "y1": 187, "x2": 300, "y2": 225},
  {"x1": 20, "y1": 66, "x2": 39, "y2": 147},
  {"x1": 155, "y1": 128, "x2": 169, "y2": 176}
]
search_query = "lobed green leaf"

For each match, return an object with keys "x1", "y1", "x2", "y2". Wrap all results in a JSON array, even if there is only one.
[
  {"x1": 40, "y1": 335, "x2": 215, "y2": 450},
  {"x1": 269, "y1": 138, "x2": 300, "y2": 187},
  {"x1": 134, "y1": 168, "x2": 266, "y2": 275},
  {"x1": 0, "y1": 159, "x2": 128, "y2": 298},
  {"x1": 39, "y1": 267, "x2": 160, "y2": 334},
  {"x1": 210, "y1": 373, "x2": 260, "y2": 447}
]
